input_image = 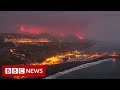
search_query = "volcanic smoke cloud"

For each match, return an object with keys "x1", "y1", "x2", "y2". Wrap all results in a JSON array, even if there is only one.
[
  {"x1": 0, "y1": 11, "x2": 90, "y2": 40},
  {"x1": 2, "y1": 11, "x2": 120, "y2": 42},
  {"x1": 19, "y1": 24, "x2": 84, "y2": 39}
]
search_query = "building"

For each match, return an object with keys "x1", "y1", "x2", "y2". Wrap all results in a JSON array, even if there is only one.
[{"x1": 4, "y1": 37, "x2": 51, "y2": 43}]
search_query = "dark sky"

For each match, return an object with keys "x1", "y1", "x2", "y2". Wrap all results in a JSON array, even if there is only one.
[{"x1": 0, "y1": 11, "x2": 120, "y2": 42}]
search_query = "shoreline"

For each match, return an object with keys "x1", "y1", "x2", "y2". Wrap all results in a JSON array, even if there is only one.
[
  {"x1": 45, "y1": 56, "x2": 112, "y2": 78},
  {"x1": 45, "y1": 58, "x2": 112, "y2": 79},
  {"x1": 1, "y1": 54, "x2": 115, "y2": 79}
]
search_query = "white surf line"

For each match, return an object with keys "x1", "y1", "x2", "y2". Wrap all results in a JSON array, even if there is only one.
[{"x1": 44, "y1": 58, "x2": 112, "y2": 79}]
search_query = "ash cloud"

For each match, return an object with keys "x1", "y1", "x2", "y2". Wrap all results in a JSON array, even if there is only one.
[{"x1": 0, "y1": 11, "x2": 120, "y2": 42}]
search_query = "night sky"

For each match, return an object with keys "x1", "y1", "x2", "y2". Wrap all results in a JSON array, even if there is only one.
[{"x1": 0, "y1": 11, "x2": 120, "y2": 42}]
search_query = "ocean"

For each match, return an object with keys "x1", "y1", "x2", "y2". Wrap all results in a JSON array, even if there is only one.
[
  {"x1": 55, "y1": 42, "x2": 120, "y2": 79},
  {"x1": 56, "y1": 58, "x2": 120, "y2": 79}
]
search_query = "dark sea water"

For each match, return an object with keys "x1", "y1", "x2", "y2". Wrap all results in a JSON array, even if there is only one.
[
  {"x1": 56, "y1": 42, "x2": 120, "y2": 79},
  {"x1": 57, "y1": 59, "x2": 120, "y2": 79}
]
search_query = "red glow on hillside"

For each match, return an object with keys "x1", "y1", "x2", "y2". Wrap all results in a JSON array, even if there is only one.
[
  {"x1": 59, "y1": 32, "x2": 65, "y2": 37},
  {"x1": 19, "y1": 25, "x2": 84, "y2": 39},
  {"x1": 20, "y1": 26, "x2": 25, "y2": 32},
  {"x1": 20, "y1": 25, "x2": 45, "y2": 34},
  {"x1": 73, "y1": 33, "x2": 84, "y2": 39}
]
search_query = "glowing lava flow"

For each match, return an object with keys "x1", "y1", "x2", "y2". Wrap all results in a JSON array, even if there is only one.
[
  {"x1": 30, "y1": 56, "x2": 63, "y2": 66},
  {"x1": 13, "y1": 51, "x2": 103, "y2": 79},
  {"x1": 13, "y1": 50, "x2": 84, "y2": 79},
  {"x1": 12, "y1": 51, "x2": 120, "y2": 79},
  {"x1": 87, "y1": 53, "x2": 100, "y2": 59},
  {"x1": 40, "y1": 56, "x2": 62, "y2": 65},
  {"x1": 109, "y1": 52, "x2": 119, "y2": 57},
  {"x1": 72, "y1": 33, "x2": 84, "y2": 40},
  {"x1": 19, "y1": 25, "x2": 45, "y2": 34},
  {"x1": 13, "y1": 56, "x2": 62, "y2": 79}
]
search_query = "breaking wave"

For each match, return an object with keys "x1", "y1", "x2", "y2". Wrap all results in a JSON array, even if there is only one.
[{"x1": 45, "y1": 58, "x2": 112, "y2": 79}]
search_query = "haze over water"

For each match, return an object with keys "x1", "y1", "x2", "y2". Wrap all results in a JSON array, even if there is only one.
[{"x1": 56, "y1": 43, "x2": 120, "y2": 79}]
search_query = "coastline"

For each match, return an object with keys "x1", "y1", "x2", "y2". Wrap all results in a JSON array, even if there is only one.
[
  {"x1": 45, "y1": 58, "x2": 112, "y2": 79},
  {"x1": 45, "y1": 56, "x2": 112, "y2": 78}
]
